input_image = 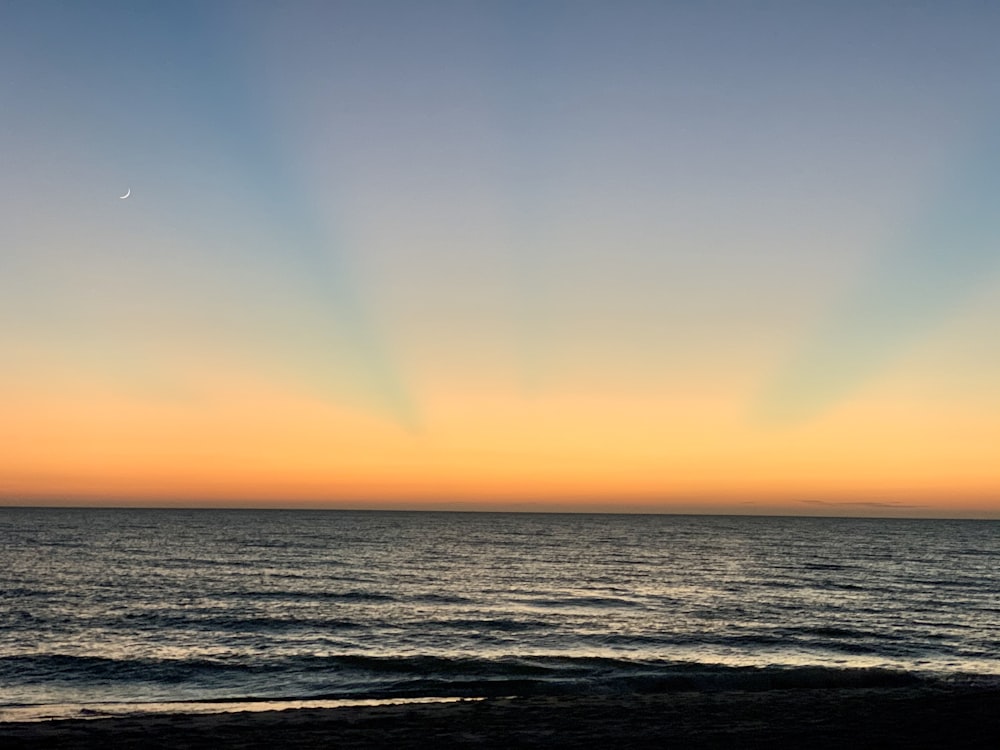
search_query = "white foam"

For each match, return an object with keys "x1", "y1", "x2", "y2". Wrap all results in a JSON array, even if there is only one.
[{"x1": 0, "y1": 695, "x2": 479, "y2": 724}]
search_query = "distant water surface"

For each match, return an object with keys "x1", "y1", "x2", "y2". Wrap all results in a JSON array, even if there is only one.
[{"x1": 1, "y1": 509, "x2": 998, "y2": 719}]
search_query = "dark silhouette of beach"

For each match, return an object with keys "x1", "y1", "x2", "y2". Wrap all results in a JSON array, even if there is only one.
[{"x1": 3, "y1": 685, "x2": 999, "y2": 749}]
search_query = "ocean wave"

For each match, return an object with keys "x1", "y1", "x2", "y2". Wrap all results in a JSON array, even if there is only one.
[
  {"x1": 0, "y1": 652, "x2": 939, "y2": 702},
  {"x1": 418, "y1": 618, "x2": 551, "y2": 632},
  {"x1": 221, "y1": 590, "x2": 399, "y2": 603},
  {"x1": 519, "y1": 595, "x2": 644, "y2": 609},
  {"x1": 0, "y1": 587, "x2": 48, "y2": 599},
  {"x1": 802, "y1": 562, "x2": 851, "y2": 571},
  {"x1": 780, "y1": 626, "x2": 874, "y2": 639},
  {"x1": 116, "y1": 611, "x2": 368, "y2": 632},
  {"x1": 5, "y1": 511, "x2": 999, "y2": 711},
  {"x1": 404, "y1": 593, "x2": 473, "y2": 605}
]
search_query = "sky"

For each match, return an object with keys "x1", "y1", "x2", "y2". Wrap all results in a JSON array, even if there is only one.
[{"x1": 2, "y1": 1, "x2": 999, "y2": 517}]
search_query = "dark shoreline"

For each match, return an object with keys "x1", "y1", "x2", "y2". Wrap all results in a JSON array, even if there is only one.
[{"x1": 3, "y1": 686, "x2": 1000, "y2": 749}]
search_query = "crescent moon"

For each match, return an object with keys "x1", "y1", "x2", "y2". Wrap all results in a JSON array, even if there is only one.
[{"x1": 119, "y1": 188, "x2": 131, "y2": 199}]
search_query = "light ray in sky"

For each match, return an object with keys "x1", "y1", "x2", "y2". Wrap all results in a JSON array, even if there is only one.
[
  {"x1": 62, "y1": 3, "x2": 420, "y2": 429},
  {"x1": 755, "y1": 129, "x2": 1000, "y2": 425}
]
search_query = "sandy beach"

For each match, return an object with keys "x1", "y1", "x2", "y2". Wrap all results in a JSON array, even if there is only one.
[{"x1": 3, "y1": 686, "x2": 999, "y2": 749}]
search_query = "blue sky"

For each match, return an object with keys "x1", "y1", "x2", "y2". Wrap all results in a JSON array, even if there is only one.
[{"x1": 3, "y1": 1, "x2": 1000, "y2": 511}]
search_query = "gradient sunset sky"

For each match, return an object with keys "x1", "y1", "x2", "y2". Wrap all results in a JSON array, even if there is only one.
[{"x1": 3, "y1": 1, "x2": 999, "y2": 516}]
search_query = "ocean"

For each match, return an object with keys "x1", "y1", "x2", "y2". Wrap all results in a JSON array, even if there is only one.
[{"x1": 2, "y1": 508, "x2": 998, "y2": 721}]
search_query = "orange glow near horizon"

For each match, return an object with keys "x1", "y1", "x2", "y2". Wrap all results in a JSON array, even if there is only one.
[{"x1": 3, "y1": 364, "x2": 998, "y2": 517}]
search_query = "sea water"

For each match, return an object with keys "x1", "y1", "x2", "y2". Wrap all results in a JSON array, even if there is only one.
[{"x1": 1, "y1": 508, "x2": 998, "y2": 720}]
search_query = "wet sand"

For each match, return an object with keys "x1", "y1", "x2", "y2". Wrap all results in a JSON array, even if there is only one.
[{"x1": 2, "y1": 686, "x2": 999, "y2": 749}]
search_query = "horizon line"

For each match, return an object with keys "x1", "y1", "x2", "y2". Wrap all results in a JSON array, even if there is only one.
[{"x1": 1, "y1": 502, "x2": 998, "y2": 522}]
